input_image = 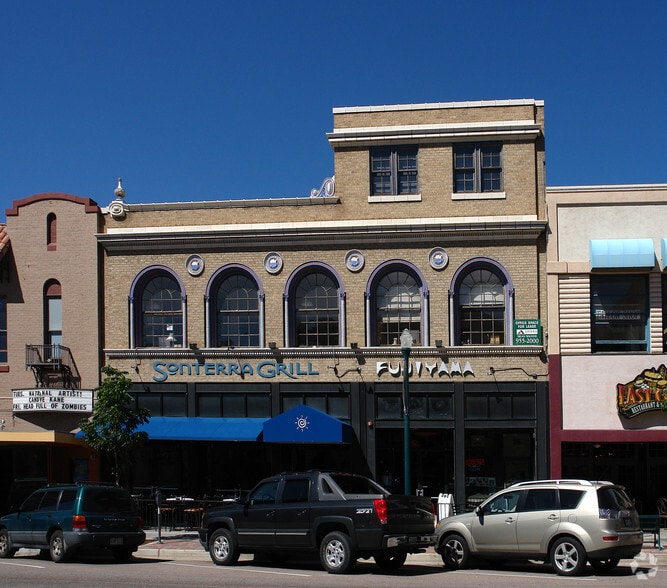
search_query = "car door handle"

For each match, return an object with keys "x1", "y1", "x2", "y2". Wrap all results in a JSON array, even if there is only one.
[
  {"x1": 266, "y1": 510, "x2": 275, "y2": 517},
  {"x1": 547, "y1": 514, "x2": 559, "y2": 521},
  {"x1": 504, "y1": 516, "x2": 516, "y2": 524},
  {"x1": 297, "y1": 509, "x2": 307, "y2": 516}
]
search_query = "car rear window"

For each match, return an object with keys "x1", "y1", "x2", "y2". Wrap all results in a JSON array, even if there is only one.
[
  {"x1": 82, "y1": 488, "x2": 133, "y2": 513},
  {"x1": 330, "y1": 474, "x2": 384, "y2": 495},
  {"x1": 559, "y1": 489, "x2": 585, "y2": 510},
  {"x1": 597, "y1": 487, "x2": 634, "y2": 511}
]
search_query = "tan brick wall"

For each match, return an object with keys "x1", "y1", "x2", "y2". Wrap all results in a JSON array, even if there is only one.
[{"x1": 0, "y1": 197, "x2": 101, "y2": 432}]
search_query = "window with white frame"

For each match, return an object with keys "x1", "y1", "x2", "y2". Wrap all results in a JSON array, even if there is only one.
[
  {"x1": 292, "y1": 270, "x2": 340, "y2": 347},
  {"x1": 457, "y1": 268, "x2": 505, "y2": 345},
  {"x1": 138, "y1": 273, "x2": 183, "y2": 348},
  {"x1": 374, "y1": 268, "x2": 422, "y2": 346},
  {"x1": 371, "y1": 146, "x2": 418, "y2": 196},
  {"x1": 454, "y1": 143, "x2": 503, "y2": 193},
  {"x1": 214, "y1": 272, "x2": 260, "y2": 347}
]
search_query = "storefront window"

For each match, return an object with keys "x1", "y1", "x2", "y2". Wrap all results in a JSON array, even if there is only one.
[{"x1": 464, "y1": 431, "x2": 534, "y2": 509}]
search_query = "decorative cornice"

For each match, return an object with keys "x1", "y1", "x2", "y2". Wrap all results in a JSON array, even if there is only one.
[
  {"x1": 98, "y1": 217, "x2": 546, "y2": 254},
  {"x1": 105, "y1": 345, "x2": 544, "y2": 362}
]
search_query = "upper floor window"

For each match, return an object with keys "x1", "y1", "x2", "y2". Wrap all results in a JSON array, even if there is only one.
[
  {"x1": 44, "y1": 280, "x2": 62, "y2": 347},
  {"x1": 457, "y1": 267, "x2": 506, "y2": 345},
  {"x1": 591, "y1": 275, "x2": 647, "y2": 353},
  {"x1": 292, "y1": 270, "x2": 340, "y2": 347},
  {"x1": 0, "y1": 296, "x2": 7, "y2": 362},
  {"x1": 454, "y1": 143, "x2": 503, "y2": 193},
  {"x1": 213, "y1": 272, "x2": 260, "y2": 347},
  {"x1": 46, "y1": 213, "x2": 57, "y2": 251},
  {"x1": 371, "y1": 147, "x2": 418, "y2": 196},
  {"x1": 374, "y1": 267, "x2": 422, "y2": 346},
  {"x1": 138, "y1": 272, "x2": 183, "y2": 347}
]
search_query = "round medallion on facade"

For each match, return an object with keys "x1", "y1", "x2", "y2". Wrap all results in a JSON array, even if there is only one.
[
  {"x1": 428, "y1": 247, "x2": 449, "y2": 270},
  {"x1": 264, "y1": 252, "x2": 283, "y2": 274},
  {"x1": 186, "y1": 254, "x2": 205, "y2": 276},
  {"x1": 345, "y1": 249, "x2": 365, "y2": 272}
]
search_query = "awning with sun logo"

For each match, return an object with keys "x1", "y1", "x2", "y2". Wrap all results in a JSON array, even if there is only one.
[{"x1": 261, "y1": 404, "x2": 355, "y2": 443}]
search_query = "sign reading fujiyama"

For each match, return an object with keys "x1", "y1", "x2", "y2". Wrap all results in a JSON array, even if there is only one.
[{"x1": 617, "y1": 365, "x2": 667, "y2": 419}]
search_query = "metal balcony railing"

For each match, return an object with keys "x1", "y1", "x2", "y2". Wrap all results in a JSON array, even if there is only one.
[{"x1": 25, "y1": 344, "x2": 80, "y2": 388}]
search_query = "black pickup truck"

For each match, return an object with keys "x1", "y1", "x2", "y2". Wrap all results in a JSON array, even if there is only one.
[{"x1": 198, "y1": 470, "x2": 436, "y2": 573}]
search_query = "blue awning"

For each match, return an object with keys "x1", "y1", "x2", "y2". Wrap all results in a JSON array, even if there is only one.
[
  {"x1": 136, "y1": 417, "x2": 266, "y2": 441},
  {"x1": 590, "y1": 239, "x2": 655, "y2": 269},
  {"x1": 661, "y1": 238, "x2": 667, "y2": 270},
  {"x1": 262, "y1": 404, "x2": 355, "y2": 443}
]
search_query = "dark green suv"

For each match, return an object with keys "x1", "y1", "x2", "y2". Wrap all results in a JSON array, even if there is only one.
[{"x1": 0, "y1": 483, "x2": 145, "y2": 562}]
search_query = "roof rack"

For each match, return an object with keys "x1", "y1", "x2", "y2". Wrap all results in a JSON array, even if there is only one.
[{"x1": 509, "y1": 479, "x2": 613, "y2": 488}]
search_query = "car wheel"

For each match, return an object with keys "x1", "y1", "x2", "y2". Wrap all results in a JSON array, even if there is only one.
[
  {"x1": 320, "y1": 531, "x2": 356, "y2": 574},
  {"x1": 440, "y1": 533, "x2": 470, "y2": 570},
  {"x1": 550, "y1": 536, "x2": 586, "y2": 576},
  {"x1": 209, "y1": 528, "x2": 240, "y2": 566},
  {"x1": 0, "y1": 529, "x2": 17, "y2": 558},
  {"x1": 111, "y1": 547, "x2": 134, "y2": 563},
  {"x1": 49, "y1": 530, "x2": 69, "y2": 563},
  {"x1": 589, "y1": 557, "x2": 620, "y2": 572},
  {"x1": 374, "y1": 551, "x2": 407, "y2": 570}
]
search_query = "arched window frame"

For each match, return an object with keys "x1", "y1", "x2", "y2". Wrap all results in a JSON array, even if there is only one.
[
  {"x1": 365, "y1": 260, "x2": 429, "y2": 347},
  {"x1": 449, "y1": 257, "x2": 514, "y2": 346},
  {"x1": 205, "y1": 264, "x2": 264, "y2": 348},
  {"x1": 284, "y1": 262, "x2": 345, "y2": 347},
  {"x1": 46, "y1": 213, "x2": 57, "y2": 251},
  {"x1": 129, "y1": 265, "x2": 186, "y2": 349}
]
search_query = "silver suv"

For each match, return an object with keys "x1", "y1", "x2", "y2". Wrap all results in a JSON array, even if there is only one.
[{"x1": 435, "y1": 479, "x2": 643, "y2": 576}]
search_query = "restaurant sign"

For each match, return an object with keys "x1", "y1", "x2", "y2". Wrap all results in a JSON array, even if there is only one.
[
  {"x1": 617, "y1": 365, "x2": 667, "y2": 419},
  {"x1": 13, "y1": 389, "x2": 94, "y2": 413}
]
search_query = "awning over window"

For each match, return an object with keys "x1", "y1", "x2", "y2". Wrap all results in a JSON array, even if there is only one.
[
  {"x1": 589, "y1": 239, "x2": 655, "y2": 269},
  {"x1": 661, "y1": 238, "x2": 667, "y2": 270},
  {"x1": 135, "y1": 417, "x2": 266, "y2": 441},
  {"x1": 262, "y1": 404, "x2": 355, "y2": 443}
]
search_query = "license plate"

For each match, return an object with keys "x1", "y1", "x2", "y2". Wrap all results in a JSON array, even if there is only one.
[{"x1": 110, "y1": 538, "x2": 124, "y2": 545}]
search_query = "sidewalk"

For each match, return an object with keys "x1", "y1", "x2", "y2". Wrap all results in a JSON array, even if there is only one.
[{"x1": 135, "y1": 527, "x2": 667, "y2": 567}]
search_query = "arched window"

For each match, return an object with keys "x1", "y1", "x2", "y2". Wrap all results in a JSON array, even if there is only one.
[
  {"x1": 213, "y1": 272, "x2": 260, "y2": 347},
  {"x1": 291, "y1": 269, "x2": 341, "y2": 347},
  {"x1": 46, "y1": 213, "x2": 57, "y2": 250},
  {"x1": 133, "y1": 270, "x2": 184, "y2": 348},
  {"x1": 453, "y1": 260, "x2": 512, "y2": 345},
  {"x1": 44, "y1": 280, "x2": 62, "y2": 347},
  {"x1": 372, "y1": 266, "x2": 422, "y2": 346}
]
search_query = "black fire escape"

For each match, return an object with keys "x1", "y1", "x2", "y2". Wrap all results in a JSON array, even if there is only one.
[{"x1": 25, "y1": 344, "x2": 81, "y2": 389}]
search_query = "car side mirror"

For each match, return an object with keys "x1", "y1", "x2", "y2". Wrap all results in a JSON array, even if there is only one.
[{"x1": 475, "y1": 505, "x2": 483, "y2": 517}]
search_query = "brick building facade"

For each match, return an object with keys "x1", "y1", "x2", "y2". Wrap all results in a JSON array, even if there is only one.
[{"x1": 1, "y1": 99, "x2": 549, "y2": 512}]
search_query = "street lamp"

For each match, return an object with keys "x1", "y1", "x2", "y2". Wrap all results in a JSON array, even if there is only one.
[{"x1": 400, "y1": 328, "x2": 414, "y2": 495}]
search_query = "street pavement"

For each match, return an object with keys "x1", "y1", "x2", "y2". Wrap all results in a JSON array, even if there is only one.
[{"x1": 134, "y1": 527, "x2": 667, "y2": 567}]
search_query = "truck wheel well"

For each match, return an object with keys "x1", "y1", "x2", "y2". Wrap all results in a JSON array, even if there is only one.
[{"x1": 316, "y1": 523, "x2": 350, "y2": 545}]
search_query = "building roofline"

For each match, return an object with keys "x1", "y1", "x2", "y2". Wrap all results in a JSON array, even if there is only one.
[
  {"x1": 333, "y1": 99, "x2": 544, "y2": 114},
  {"x1": 5, "y1": 193, "x2": 100, "y2": 216}
]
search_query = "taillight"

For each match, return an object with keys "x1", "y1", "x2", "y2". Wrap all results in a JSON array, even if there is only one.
[
  {"x1": 138, "y1": 515, "x2": 144, "y2": 530},
  {"x1": 374, "y1": 498, "x2": 388, "y2": 524},
  {"x1": 72, "y1": 515, "x2": 87, "y2": 530}
]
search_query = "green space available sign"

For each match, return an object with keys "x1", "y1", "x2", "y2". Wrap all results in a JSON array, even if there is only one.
[{"x1": 513, "y1": 320, "x2": 542, "y2": 345}]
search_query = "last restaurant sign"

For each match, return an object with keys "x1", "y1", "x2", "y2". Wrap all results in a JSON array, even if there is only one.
[{"x1": 617, "y1": 365, "x2": 667, "y2": 419}]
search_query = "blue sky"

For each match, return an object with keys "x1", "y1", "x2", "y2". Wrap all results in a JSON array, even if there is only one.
[{"x1": 2, "y1": 0, "x2": 666, "y2": 214}]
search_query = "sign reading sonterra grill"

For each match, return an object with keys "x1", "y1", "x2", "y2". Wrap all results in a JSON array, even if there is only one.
[{"x1": 617, "y1": 365, "x2": 667, "y2": 419}]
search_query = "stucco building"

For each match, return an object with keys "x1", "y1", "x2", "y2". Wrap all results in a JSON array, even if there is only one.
[{"x1": 546, "y1": 184, "x2": 667, "y2": 512}]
